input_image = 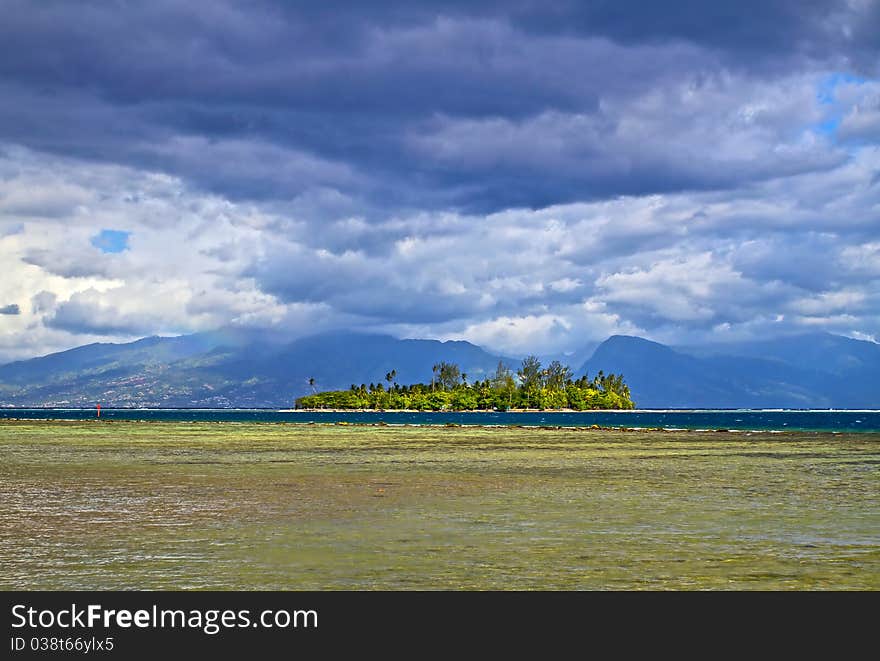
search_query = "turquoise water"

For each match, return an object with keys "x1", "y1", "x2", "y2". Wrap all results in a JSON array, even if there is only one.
[{"x1": 1, "y1": 408, "x2": 879, "y2": 432}]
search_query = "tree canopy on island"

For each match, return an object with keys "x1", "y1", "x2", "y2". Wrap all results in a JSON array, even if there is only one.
[{"x1": 295, "y1": 356, "x2": 634, "y2": 410}]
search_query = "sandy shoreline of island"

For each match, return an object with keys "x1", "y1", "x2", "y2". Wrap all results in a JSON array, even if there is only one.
[{"x1": 278, "y1": 407, "x2": 629, "y2": 413}]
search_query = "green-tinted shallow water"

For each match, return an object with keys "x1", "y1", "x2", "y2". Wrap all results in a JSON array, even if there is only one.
[{"x1": 1, "y1": 420, "x2": 878, "y2": 590}]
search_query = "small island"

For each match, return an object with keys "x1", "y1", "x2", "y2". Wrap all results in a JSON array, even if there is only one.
[{"x1": 295, "y1": 356, "x2": 634, "y2": 411}]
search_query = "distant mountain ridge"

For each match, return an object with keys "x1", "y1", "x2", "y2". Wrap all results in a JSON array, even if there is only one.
[
  {"x1": 0, "y1": 330, "x2": 513, "y2": 408},
  {"x1": 1, "y1": 329, "x2": 877, "y2": 408},
  {"x1": 582, "y1": 333, "x2": 880, "y2": 408}
]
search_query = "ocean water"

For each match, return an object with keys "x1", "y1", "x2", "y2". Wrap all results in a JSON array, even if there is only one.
[{"x1": 1, "y1": 408, "x2": 880, "y2": 432}]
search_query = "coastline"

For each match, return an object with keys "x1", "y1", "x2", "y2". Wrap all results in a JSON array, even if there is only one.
[{"x1": 281, "y1": 407, "x2": 621, "y2": 413}]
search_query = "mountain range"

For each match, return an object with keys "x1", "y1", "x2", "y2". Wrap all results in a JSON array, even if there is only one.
[
  {"x1": 584, "y1": 334, "x2": 879, "y2": 409},
  {"x1": 0, "y1": 330, "x2": 877, "y2": 408}
]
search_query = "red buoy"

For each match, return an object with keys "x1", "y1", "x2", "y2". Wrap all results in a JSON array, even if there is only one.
[{"x1": 96, "y1": 404, "x2": 101, "y2": 418}]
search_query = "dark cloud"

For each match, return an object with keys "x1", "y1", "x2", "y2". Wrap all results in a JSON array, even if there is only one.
[
  {"x1": 0, "y1": 304, "x2": 20, "y2": 315},
  {"x1": 509, "y1": 1, "x2": 877, "y2": 66},
  {"x1": 1, "y1": 1, "x2": 876, "y2": 213},
  {"x1": 22, "y1": 248, "x2": 113, "y2": 279},
  {"x1": 46, "y1": 292, "x2": 161, "y2": 336},
  {"x1": 730, "y1": 233, "x2": 850, "y2": 292}
]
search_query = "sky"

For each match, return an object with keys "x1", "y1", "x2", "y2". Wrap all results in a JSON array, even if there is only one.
[{"x1": 0, "y1": 0, "x2": 879, "y2": 363}]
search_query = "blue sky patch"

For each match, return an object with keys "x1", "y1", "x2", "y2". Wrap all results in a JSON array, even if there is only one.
[
  {"x1": 812, "y1": 72, "x2": 867, "y2": 140},
  {"x1": 91, "y1": 229, "x2": 131, "y2": 253},
  {"x1": 816, "y1": 72, "x2": 866, "y2": 105}
]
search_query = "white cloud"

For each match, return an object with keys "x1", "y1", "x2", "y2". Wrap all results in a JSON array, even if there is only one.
[
  {"x1": 1, "y1": 128, "x2": 880, "y2": 362},
  {"x1": 789, "y1": 290, "x2": 867, "y2": 315},
  {"x1": 595, "y1": 252, "x2": 743, "y2": 323}
]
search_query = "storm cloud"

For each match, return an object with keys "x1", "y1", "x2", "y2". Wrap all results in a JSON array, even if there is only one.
[{"x1": 0, "y1": 1, "x2": 878, "y2": 361}]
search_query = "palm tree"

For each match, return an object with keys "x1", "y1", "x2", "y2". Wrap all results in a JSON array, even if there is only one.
[{"x1": 386, "y1": 369, "x2": 397, "y2": 391}]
